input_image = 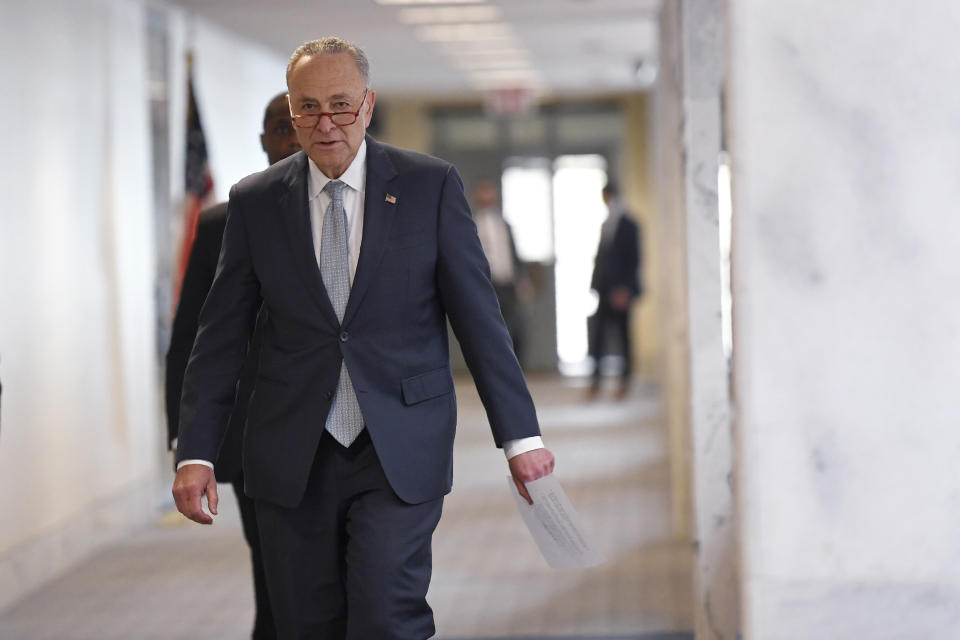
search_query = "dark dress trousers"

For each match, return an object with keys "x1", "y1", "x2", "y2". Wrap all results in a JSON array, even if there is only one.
[
  {"x1": 165, "y1": 203, "x2": 275, "y2": 639},
  {"x1": 589, "y1": 213, "x2": 642, "y2": 385},
  {"x1": 176, "y1": 137, "x2": 540, "y2": 637}
]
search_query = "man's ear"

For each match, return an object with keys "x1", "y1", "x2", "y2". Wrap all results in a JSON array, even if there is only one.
[
  {"x1": 363, "y1": 89, "x2": 376, "y2": 127},
  {"x1": 260, "y1": 133, "x2": 267, "y2": 153}
]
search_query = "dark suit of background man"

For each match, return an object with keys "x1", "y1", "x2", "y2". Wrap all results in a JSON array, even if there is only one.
[
  {"x1": 172, "y1": 37, "x2": 556, "y2": 640},
  {"x1": 587, "y1": 182, "x2": 642, "y2": 400},
  {"x1": 166, "y1": 92, "x2": 301, "y2": 640}
]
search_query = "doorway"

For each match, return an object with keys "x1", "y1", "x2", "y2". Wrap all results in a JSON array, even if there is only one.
[
  {"x1": 502, "y1": 154, "x2": 609, "y2": 374},
  {"x1": 432, "y1": 104, "x2": 622, "y2": 374}
]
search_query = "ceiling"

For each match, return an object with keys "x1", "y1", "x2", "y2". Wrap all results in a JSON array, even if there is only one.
[{"x1": 165, "y1": 0, "x2": 662, "y2": 99}]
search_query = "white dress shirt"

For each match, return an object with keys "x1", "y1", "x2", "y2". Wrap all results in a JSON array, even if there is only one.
[
  {"x1": 178, "y1": 142, "x2": 542, "y2": 471},
  {"x1": 308, "y1": 140, "x2": 367, "y2": 284},
  {"x1": 600, "y1": 198, "x2": 626, "y2": 247},
  {"x1": 474, "y1": 207, "x2": 515, "y2": 286}
]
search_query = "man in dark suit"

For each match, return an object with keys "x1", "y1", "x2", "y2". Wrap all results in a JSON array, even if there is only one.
[
  {"x1": 166, "y1": 92, "x2": 300, "y2": 640},
  {"x1": 172, "y1": 37, "x2": 555, "y2": 639},
  {"x1": 587, "y1": 181, "x2": 642, "y2": 400}
]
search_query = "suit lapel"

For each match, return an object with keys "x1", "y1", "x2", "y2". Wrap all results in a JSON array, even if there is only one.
[
  {"x1": 343, "y1": 136, "x2": 399, "y2": 327},
  {"x1": 278, "y1": 152, "x2": 341, "y2": 329}
]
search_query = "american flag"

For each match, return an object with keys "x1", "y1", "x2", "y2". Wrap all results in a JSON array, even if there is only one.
[{"x1": 174, "y1": 61, "x2": 214, "y2": 306}]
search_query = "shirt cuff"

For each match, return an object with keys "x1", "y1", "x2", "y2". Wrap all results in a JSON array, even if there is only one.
[
  {"x1": 177, "y1": 459, "x2": 214, "y2": 471},
  {"x1": 503, "y1": 436, "x2": 544, "y2": 459}
]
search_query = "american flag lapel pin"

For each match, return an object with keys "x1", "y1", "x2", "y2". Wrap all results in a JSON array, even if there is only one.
[{"x1": 385, "y1": 194, "x2": 397, "y2": 204}]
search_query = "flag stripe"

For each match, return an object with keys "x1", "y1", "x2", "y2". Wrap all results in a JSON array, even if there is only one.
[{"x1": 174, "y1": 64, "x2": 214, "y2": 307}]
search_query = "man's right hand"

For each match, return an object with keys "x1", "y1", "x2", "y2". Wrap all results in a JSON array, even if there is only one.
[{"x1": 172, "y1": 464, "x2": 219, "y2": 525}]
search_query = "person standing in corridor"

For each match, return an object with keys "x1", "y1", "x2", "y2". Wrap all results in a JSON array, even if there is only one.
[
  {"x1": 166, "y1": 91, "x2": 300, "y2": 640},
  {"x1": 471, "y1": 179, "x2": 533, "y2": 366},
  {"x1": 587, "y1": 181, "x2": 642, "y2": 400}
]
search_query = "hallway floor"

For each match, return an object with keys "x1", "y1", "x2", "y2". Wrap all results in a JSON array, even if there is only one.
[{"x1": 0, "y1": 376, "x2": 693, "y2": 639}]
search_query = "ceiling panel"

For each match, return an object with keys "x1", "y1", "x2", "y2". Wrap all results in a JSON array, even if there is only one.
[{"x1": 164, "y1": 0, "x2": 661, "y2": 97}]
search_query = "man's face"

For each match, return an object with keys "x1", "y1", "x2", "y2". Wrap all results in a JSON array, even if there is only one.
[
  {"x1": 473, "y1": 182, "x2": 497, "y2": 210},
  {"x1": 260, "y1": 96, "x2": 301, "y2": 165},
  {"x1": 287, "y1": 52, "x2": 375, "y2": 179}
]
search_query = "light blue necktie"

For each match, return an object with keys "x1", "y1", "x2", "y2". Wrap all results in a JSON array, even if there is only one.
[{"x1": 320, "y1": 180, "x2": 364, "y2": 447}]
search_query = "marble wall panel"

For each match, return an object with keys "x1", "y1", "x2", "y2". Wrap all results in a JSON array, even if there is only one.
[{"x1": 728, "y1": 1, "x2": 960, "y2": 637}]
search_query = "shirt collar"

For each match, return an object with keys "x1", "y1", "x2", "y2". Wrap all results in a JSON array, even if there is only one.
[
  {"x1": 605, "y1": 198, "x2": 626, "y2": 223},
  {"x1": 307, "y1": 139, "x2": 367, "y2": 200}
]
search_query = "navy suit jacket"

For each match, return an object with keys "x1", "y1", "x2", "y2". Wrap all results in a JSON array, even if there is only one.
[
  {"x1": 591, "y1": 213, "x2": 642, "y2": 304},
  {"x1": 177, "y1": 136, "x2": 540, "y2": 507}
]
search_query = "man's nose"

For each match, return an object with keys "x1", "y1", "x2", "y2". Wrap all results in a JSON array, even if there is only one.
[{"x1": 317, "y1": 114, "x2": 338, "y2": 133}]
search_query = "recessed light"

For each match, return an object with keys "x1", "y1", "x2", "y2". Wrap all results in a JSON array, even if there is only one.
[{"x1": 633, "y1": 59, "x2": 658, "y2": 85}]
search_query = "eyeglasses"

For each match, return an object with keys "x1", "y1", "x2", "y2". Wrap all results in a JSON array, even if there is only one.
[{"x1": 289, "y1": 89, "x2": 368, "y2": 128}]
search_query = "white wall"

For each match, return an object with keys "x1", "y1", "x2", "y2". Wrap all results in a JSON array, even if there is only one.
[
  {"x1": 0, "y1": 0, "x2": 290, "y2": 611},
  {"x1": 168, "y1": 14, "x2": 290, "y2": 203},
  {"x1": 0, "y1": 0, "x2": 157, "y2": 608}
]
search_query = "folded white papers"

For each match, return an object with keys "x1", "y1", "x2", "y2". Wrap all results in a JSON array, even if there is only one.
[{"x1": 508, "y1": 474, "x2": 606, "y2": 569}]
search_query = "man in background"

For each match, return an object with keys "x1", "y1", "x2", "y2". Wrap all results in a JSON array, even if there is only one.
[
  {"x1": 471, "y1": 179, "x2": 533, "y2": 366},
  {"x1": 587, "y1": 181, "x2": 642, "y2": 400},
  {"x1": 165, "y1": 91, "x2": 300, "y2": 640}
]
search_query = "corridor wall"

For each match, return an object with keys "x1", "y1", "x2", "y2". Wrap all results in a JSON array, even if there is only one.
[
  {"x1": 0, "y1": 0, "x2": 157, "y2": 612},
  {"x1": 0, "y1": 0, "x2": 287, "y2": 612}
]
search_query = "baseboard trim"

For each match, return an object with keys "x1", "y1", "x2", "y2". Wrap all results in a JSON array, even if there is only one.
[{"x1": 0, "y1": 471, "x2": 172, "y2": 613}]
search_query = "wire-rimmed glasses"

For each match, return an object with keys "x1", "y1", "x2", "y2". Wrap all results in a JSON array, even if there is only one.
[{"x1": 289, "y1": 89, "x2": 368, "y2": 128}]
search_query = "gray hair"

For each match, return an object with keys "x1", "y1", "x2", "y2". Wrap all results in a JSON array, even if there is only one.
[{"x1": 286, "y1": 37, "x2": 371, "y2": 88}]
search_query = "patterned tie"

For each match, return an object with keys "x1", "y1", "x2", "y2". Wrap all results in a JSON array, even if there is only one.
[{"x1": 320, "y1": 180, "x2": 364, "y2": 446}]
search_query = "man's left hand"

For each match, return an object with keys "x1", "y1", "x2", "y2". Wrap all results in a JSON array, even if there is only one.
[{"x1": 509, "y1": 448, "x2": 555, "y2": 505}]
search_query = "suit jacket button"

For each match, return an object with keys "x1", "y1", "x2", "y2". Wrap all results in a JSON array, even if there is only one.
[
  {"x1": 339, "y1": 331, "x2": 350, "y2": 342},
  {"x1": 325, "y1": 391, "x2": 333, "y2": 401}
]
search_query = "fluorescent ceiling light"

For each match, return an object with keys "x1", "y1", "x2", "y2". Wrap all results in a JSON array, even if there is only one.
[
  {"x1": 398, "y1": 6, "x2": 502, "y2": 24},
  {"x1": 469, "y1": 68, "x2": 540, "y2": 81},
  {"x1": 450, "y1": 56, "x2": 534, "y2": 70},
  {"x1": 440, "y1": 45, "x2": 528, "y2": 57},
  {"x1": 377, "y1": 0, "x2": 485, "y2": 4},
  {"x1": 472, "y1": 77, "x2": 544, "y2": 91},
  {"x1": 415, "y1": 23, "x2": 512, "y2": 42},
  {"x1": 456, "y1": 60, "x2": 535, "y2": 71}
]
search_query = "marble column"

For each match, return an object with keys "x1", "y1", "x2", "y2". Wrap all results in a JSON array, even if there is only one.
[
  {"x1": 680, "y1": 1, "x2": 740, "y2": 638},
  {"x1": 656, "y1": 1, "x2": 740, "y2": 638},
  {"x1": 727, "y1": 1, "x2": 960, "y2": 637},
  {"x1": 655, "y1": 0, "x2": 694, "y2": 543}
]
